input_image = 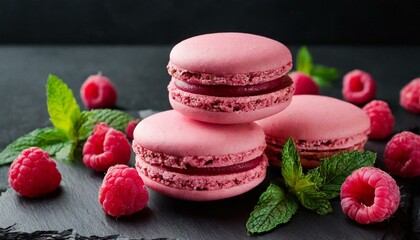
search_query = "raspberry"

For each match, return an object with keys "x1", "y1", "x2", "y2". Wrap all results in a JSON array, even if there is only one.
[
  {"x1": 80, "y1": 73, "x2": 117, "y2": 109},
  {"x1": 384, "y1": 131, "x2": 420, "y2": 178},
  {"x1": 340, "y1": 167, "x2": 400, "y2": 224},
  {"x1": 362, "y1": 100, "x2": 395, "y2": 139},
  {"x1": 289, "y1": 72, "x2": 319, "y2": 95},
  {"x1": 342, "y1": 69, "x2": 376, "y2": 105},
  {"x1": 125, "y1": 120, "x2": 139, "y2": 140},
  {"x1": 8, "y1": 147, "x2": 61, "y2": 198},
  {"x1": 400, "y1": 78, "x2": 420, "y2": 114},
  {"x1": 83, "y1": 123, "x2": 131, "y2": 171},
  {"x1": 98, "y1": 164, "x2": 149, "y2": 217}
]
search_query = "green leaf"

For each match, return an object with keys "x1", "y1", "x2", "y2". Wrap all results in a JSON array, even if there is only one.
[
  {"x1": 0, "y1": 127, "x2": 76, "y2": 165},
  {"x1": 311, "y1": 65, "x2": 340, "y2": 81},
  {"x1": 312, "y1": 76, "x2": 332, "y2": 88},
  {"x1": 294, "y1": 176, "x2": 332, "y2": 215},
  {"x1": 311, "y1": 65, "x2": 340, "y2": 88},
  {"x1": 307, "y1": 151, "x2": 376, "y2": 199},
  {"x1": 296, "y1": 46, "x2": 313, "y2": 74},
  {"x1": 281, "y1": 138, "x2": 303, "y2": 189},
  {"x1": 46, "y1": 74, "x2": 81, "y2": 138},
  {"x1": 76, "y1": 109, "x2": 133, "y2": 141},
  {"x1": 246, "y1": 184, "x2": 299, "y2": 234}
]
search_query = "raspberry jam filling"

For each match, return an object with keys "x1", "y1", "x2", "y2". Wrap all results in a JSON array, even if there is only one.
[
  {"x1": 174, "y1": 75, "x2": 292, "y2": 97},
  {"x1": 162, "y1": 155, "x2": 264, "y2": 176}
]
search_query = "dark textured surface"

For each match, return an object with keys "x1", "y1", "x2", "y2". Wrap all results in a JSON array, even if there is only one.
[
  {"x1": 0, "y1": 45, "x2": 419, "y2": 239},
  {"x1": 0, "y1": 0, "x2": 419, "y2": 45},
  {"x1": 0, "y1": 224, "x2": 174, "y2": 239}
]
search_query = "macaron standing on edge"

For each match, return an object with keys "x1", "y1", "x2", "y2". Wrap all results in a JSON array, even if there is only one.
[
  {"x1": 256, "y1": 95, "x2": 371, "y2": 168},
  {"x1": 132, "y1": 110, "x2": 268, "y2": 201},
  {"x1": 167, "y1": 32, "x2": 295, "y2": 124}
]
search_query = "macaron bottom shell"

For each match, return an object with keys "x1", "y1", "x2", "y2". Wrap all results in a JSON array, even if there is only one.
[
  {"x1": 169, "y1": 97, "x2": 292, "y2": 124},
  {"x1": 135, "y1": 155, "x2": 268, "y2": 201}
]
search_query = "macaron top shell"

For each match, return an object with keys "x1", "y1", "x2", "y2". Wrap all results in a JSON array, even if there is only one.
[
  {"x1": 169, "y1": 32, "x2": 292, "y2": 75},
  {"x1": 133, "y1": 110, "x2": 265, "y2": 156},
  {"x1": 256, "y1": 95, "x2": 370, "y2": 141}
]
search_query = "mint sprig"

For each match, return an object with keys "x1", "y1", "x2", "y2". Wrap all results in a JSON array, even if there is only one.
[
  {"x1": 246, "y1": 138, "x2": 376, "y2": 234},
  {"x1": 295, "y1": 46, "x2": 340, "y2": 87},
  {"x1": 0, "y1": 75, "x2": 133, "y2": 166}
]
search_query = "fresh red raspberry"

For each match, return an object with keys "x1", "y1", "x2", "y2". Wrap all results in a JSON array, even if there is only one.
[
  {"x1": 362, "y1": 100, "x2": 395, "y2": 139},
  {"x1": 342, "y1": 69, "x2": 376, "y2": 105},
  {"x1": 384, "y1": 131, "x2": 420, "y2": 178},
  {"x1": 83, "y1": 123, "x2": 131, "y2": 171},
  {"x1": 289, "y1": 72, "x2": 319, "y2": 95},
  {"x1": 98, "y1": 164, "x2": 149, "y2": 217},
  {"x1": 340, "y1": 167, "x2": 400, "y2": 224},
  {"x1": 400, "y1": 78, "x2": 420, "y2": 114},
  {"x1": 80, "y1": 73, "x2": 117, "y2": 109},
  {"x1": 125, "y1": 120, "x2": 139, "y2": 140},
  {"x1": 8, "y1": 147, "x2": 61, "y2": 198}
]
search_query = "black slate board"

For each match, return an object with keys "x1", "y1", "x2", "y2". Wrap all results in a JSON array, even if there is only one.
[{"x1": 0, "y1": 45, "x2": 419, "y2": 240}]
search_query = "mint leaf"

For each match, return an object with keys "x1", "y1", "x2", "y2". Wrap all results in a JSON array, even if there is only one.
[
  {"x1": 311, "y1": 65, "x2": 340, "y2": 87},
  {"x1": 312, "y1": 76, "x2": 331, "y2": 88},
  {"x1": 281, "y1": 138, "x2": 303, "y2": 189},
  {"x1": 47, "y1": 74, "x2": 81, "y2": 138},
  {"x1": 77, "y1": 109, "x2": 133, "y2": 141},
  {"x1": 297, "y1": 192, "x2": 332, "y2": 215},
  {"x1": 246, "y1": 184, "x2": 299, "y2": 234},
  {"x1": 0, "y1": 127, "x2": 76, "y2": 165},
  {"x1": 307, "y1": 151, "x2": 376, "y2": 199},
  {"x1": 296, "y1": 46, "x2": 313, "y2": 74},
  {"x1": 311, "y1": 65, "x2": 340, "y2": 81},
  {"x1": 294, "y1": 176, "x2": 332, "y2": 215}
]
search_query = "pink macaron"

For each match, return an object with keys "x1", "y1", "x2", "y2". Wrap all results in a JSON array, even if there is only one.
[
  {"x1": 132, "y1": 110, "x2": 268, "y2": 201},
  {"x1": 256, "y1": 95, "x2": 371, "y2": 168},
  {"x1": 167, "y1": 32, "x2": 294, "y2": 124}
]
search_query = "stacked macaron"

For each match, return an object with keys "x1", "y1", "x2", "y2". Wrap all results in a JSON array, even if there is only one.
[
  {"x1": 133, "y1": 32, "x2": 294, "y2": 201},
  {"x1": 132, "y1": 110, "x2": 268, "y2": 201},
  {"x1": 167, "y1": 32, "x2": 294, "y2": 124}
]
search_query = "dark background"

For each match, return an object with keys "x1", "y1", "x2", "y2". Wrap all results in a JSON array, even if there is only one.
[{"x1": 0, "y1": 0, "x2": 419, "y2": 45}]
